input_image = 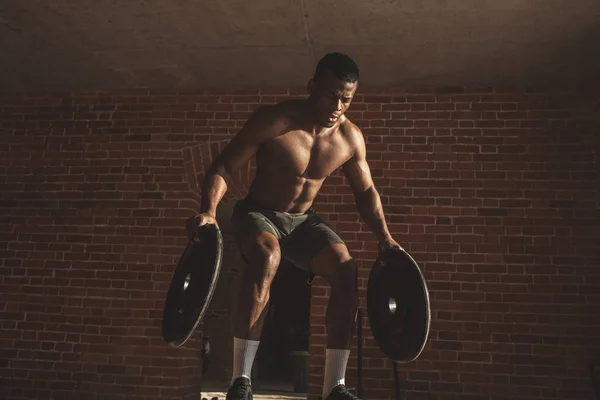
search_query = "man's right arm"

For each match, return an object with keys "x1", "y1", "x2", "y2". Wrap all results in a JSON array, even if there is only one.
[{"x1": 198, "y1": 105, "x2": 285, "y2": 218}]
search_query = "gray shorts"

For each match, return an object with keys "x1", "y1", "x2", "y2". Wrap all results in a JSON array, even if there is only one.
[{"x1": 230, "y1": 197, "x2": 345, "y2": 275}]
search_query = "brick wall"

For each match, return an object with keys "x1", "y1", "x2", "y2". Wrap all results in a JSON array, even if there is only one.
[
  {"x1": 0, "y1": 92, "x2": 212, "y2": 400},
  {"x1": 1, "y1": 87, "x2": 599, "y2": 400}
]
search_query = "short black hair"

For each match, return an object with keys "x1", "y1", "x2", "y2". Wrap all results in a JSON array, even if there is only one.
[{"x1": 313, "y1": 52, "x2": 360, "y2": 83}]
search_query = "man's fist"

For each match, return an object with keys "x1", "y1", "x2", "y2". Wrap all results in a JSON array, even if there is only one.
[
  {"x1": 186, "y1": 213, "x2": 219, "y2": 243},
  {"x1": 378, "y1": 236, "x2": 403, "y2": 255}
]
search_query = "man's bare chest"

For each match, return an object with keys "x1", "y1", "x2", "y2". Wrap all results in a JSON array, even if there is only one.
[{"x1": 259, "y1": 130, "x2": 353, "y2": 179}]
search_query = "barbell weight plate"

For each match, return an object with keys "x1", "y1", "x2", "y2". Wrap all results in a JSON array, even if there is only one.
[
  {"x1": 367, "y1": 247, "x2": 431, "y2": 363},
  {"x1": 161, "y1": 224, "x2": 223, "y2": 347}
]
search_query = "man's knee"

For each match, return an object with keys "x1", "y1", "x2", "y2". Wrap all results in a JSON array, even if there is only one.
[
  {"x1": 312, "y1": 244, "x2": 357, "y2": 293},
  {"x1": 240, "y1": 231, "x2": 281, "y2": 281}
]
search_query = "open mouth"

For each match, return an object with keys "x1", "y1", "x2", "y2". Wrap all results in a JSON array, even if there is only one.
[{"x1": 328, "y1": 114, "x2": 340, "y2": 123}]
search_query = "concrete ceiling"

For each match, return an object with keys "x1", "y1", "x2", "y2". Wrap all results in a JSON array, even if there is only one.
[{"x1": 1, "y1": 0, "x2": 599, "y2": 92}]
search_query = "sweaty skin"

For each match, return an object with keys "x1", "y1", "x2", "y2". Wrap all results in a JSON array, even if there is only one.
[
  {"x1": 198, "y1": 77, "x2": 394, "y2": 242},
  {"x1": 190, "y1": 72, "x2": 401, "y2": 346}
]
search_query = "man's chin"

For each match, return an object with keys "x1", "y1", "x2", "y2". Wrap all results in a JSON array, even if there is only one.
[{"x1": 319, "y1": 117, "x2": 338, "y2": 128}]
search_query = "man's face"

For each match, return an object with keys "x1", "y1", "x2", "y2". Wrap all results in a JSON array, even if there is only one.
[{"x1": 309, "y1": 72, "x2": 358, "y2": 127}]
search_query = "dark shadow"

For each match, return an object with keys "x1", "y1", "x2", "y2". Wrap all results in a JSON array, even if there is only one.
[
  {"x1": 253, "y1": 260, "x2": 312, "y2": 394},
  {"x1": 541, "y1": 23, "x2": 600, "y2": 89},
  {"x1": 593, "y1": 361, "x2": 600, "y2": 400}
]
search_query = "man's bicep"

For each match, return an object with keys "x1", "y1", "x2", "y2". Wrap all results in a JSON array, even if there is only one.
[
  {"x1": 212, "y1": 133, "x2": 259, "y2": 175},
  {"x1": 343, "y1": 128, "x2": 374, "y2": 193},
  {"x1": 210, "y1": 106, "x2": 278, "y2": 174},
  {"x1": 343, "y1": 156, "x2": 374, "y2": 193}
]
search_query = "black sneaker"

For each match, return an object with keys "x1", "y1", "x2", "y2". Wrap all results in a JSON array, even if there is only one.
[
  {"x1": 324, "y1": 384, "x2": 361, "y2": 399},
  {"x1": 225, "y1": 377, "x2": 253, "y2": 400}
]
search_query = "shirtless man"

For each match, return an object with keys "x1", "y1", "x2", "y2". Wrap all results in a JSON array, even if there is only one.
[{"x1": 186, "y1": 53, "x2": 402, "y2": 400}]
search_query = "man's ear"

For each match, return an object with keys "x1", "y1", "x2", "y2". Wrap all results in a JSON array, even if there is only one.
[{"x1": 307, "y1": 78, "x2": 315, "y2": 95}]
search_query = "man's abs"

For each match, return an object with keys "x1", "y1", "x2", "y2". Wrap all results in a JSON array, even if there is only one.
[{"x1": 246, "y1": 167, "x2": 325, "y2": 214}]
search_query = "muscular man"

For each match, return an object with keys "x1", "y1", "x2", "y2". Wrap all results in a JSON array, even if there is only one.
[{"x1": 187, "y1": 53, "x2": 402, "y2": 400}]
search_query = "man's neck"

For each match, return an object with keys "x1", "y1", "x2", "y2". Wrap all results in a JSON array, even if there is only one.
[{"x1": 299, "y1": 98, "x2": 341, "y2": 136}]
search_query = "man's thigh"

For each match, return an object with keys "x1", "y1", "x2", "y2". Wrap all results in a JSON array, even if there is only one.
[
  {"x1": 280, "y1": 214, "x2": 346, "y2": 274},
  {"x1": 230, "y1": 201, "x2": 283, "y2": 260}
]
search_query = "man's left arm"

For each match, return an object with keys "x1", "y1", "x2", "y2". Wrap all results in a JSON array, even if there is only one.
[{"x1": 342, "y1": 125, "x2": 402, "y2": 251}]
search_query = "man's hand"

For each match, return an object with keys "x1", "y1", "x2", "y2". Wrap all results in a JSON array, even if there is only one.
[
  {"x1": 186, "y1": 213, "x2": 219, "y2": 243},
  {"x1": 378, "y1": 236, "x2": 404, "y2": 255}
]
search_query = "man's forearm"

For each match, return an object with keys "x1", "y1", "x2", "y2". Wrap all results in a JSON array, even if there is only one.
[
  {"x1": 354, "y1": 186, "x2": 392, "y2": 242},
  {"x1": 199, "y1": 167, "x2": 229, "y2": 217}
]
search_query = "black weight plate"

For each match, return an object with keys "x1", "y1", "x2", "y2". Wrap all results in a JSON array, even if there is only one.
[
  {"x1": 162, "y1": 224, "x2": 223, "y2": 347},
  {"x1": 367, "y1": 247, "x2": 431, "y2": 363}
]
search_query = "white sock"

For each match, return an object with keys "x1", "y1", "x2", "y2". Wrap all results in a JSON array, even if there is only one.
[
  {"x1": 322, "y1": 348, "x2": 351, "y2": 398},
  {"x1": 231, "y1": 337, "x2": 260, "y2": 385}
]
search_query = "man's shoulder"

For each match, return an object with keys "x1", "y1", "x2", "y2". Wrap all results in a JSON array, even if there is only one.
[
  {"x1": 338, "y1": 117, "x2": 364, "y2": 144},
  {"x1": 252, "y1": 99, "x2": 303, "y2": 128},
  {"x1": 245, "y1": 102, "x2": 297, "y2": 137}
]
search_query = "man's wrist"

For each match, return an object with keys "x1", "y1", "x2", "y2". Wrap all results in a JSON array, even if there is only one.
[
  {"x1": 376, "y1": 232, "x2": 393, "y2": 242},
  {"x1": 198, "y1": 207, "x2": 217, "y2": 218}
]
